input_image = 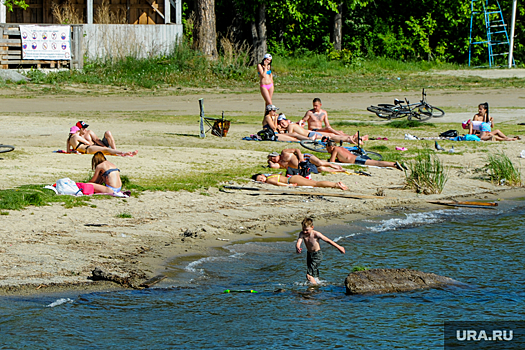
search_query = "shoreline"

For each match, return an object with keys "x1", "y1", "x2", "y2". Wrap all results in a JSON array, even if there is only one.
[{"x1": 2, "y1": 186, "x2": 523, "y2": 297}]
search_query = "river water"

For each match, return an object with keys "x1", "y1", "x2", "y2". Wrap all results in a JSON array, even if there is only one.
[{"x1": 1, "y1": 199, "x2": 524, "y2": 349}]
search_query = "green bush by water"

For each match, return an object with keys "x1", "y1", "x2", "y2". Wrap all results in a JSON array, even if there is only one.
[
  {"x1": 405, "y1": 150, "x2": 448, "y2": 194},
  {"x1": 485, "y1": 152, "x2": 522, "y2": 186}
]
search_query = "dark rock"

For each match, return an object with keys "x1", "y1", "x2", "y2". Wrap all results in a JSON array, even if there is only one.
[{"x1": 345, "y1": 268, "x2": 461, "y2": 295}]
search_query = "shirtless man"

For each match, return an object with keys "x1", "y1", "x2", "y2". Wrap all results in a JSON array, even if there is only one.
[
  {"x1": 76, "y1": 121, "x2": 117, "y2": 149},
  {"x1": 299, "y1": 98, "x2": 367, "y2": 144},
  {"x1": 325, "y1": 140, "x2": 405, "y2": 171},
  {"x1": 267, "y1": 148, "x2": 344, "y2": 173},
  {"x1": 277, "y1": 114, "x2": 358, "y2": 144}
]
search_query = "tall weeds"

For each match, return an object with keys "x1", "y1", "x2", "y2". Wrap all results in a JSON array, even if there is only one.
[
  {"x1": 52, "y1": 0, "x2": 83, "y2": 24},
  {"x1": 405, "y1": 150, "x2": 448, "y2": 194},
  {"x1": 485, "y1": 152, "x2": 522, "y2": 186},
  {"x1": 94, "y1": 0, "x2": 127, "y2": 24}
]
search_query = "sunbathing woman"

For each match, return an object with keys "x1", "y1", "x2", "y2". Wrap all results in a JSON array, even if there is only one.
[
  {"x1": 67, "y1": 126, "x2": 138, "y2": 156},
  {"x1": 252, "y1": 173, "x2": 348, "y2": 190},
  {"x1": 88, "y1": 152, "x2": 124, "y2": 194},
  {"x1": 464, "y1": 104, "x2": 518, "y2": 141}
]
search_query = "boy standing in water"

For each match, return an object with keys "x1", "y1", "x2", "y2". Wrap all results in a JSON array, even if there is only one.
[{"x1": 296, "y1": 217, "x2": 345, "y2": 284}]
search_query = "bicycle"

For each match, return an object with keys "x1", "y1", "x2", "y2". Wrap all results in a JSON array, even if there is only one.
[
  {"x1": 0, "y1": 144, "x2": 15, "y2": 153},
  {"x1": 367, "y1": 89, "x2": 445, "y2": 121},
  {"x1": 300, "y1": 134, "x2": 382, "y2": 161}
]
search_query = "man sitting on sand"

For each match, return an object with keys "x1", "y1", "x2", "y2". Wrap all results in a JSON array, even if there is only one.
[
  {"x1": 325, "y1": 140, "x2": 406, "y2": 171},
  {"x1": 299, "y1": 98, "x2": 368, "y2": 144},
  {"x1": 76, "y1": 121, "x2": 117, "y2": 149},
  {"x1": 268, "y1": 148, "x2": 344, "y2": 174},
  {"x1": 277, "y1": 114, "x2": 361, "y2": 144}
]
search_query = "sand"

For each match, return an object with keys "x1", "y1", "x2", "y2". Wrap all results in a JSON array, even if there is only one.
[{"x1": 0, "y1": 84, "x2": 524, "y2": 294}]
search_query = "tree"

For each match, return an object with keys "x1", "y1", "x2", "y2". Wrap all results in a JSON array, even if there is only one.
[
  {"x1": 193, "y1": 0, "x2": 218, "y2": 60},
  {"x1": 2, "y1": 0, "x2": 29, "y2": 12},
  {"x1": 333, "y1": 2, "x2": 343, "y2": 51},
  {"x1": 251, "y1": 3, "x2": 267, "y2": 62}
]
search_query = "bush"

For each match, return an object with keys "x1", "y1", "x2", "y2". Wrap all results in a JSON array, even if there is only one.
[
  {"x1": 405, "y1": 150, "x2": 448, "y2": 194},
  {"x1": 485, "y1": 152, "x2": 522, "y2": 186}
]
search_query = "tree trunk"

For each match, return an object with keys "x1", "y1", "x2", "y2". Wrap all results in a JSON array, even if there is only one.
[
  {"x1": 193, "y1": 0, "x2": 218, "y2": 60},
  {"x1": 251, "y1": 3, "x2": 266, "y2": 63},
  {"x1": 333, "y1": 2, "x2": 343, "y2": 51}
]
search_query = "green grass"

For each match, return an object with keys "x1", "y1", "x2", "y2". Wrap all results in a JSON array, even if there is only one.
[
  {"x1": 2, "y1": 43, "x2": 524, "y2": 96},
  {"x1": 405, "y1": 149, "x2": 448, "y2": 194},
  {"x1": 0, "y1": 185, "x2": 92, "y2": 211},
  {"x1": 485, "y1": 152, "x2": 522, "y2": 186},
  {"x1": 116, "y1": 212, "x2": 133, "y2": 218},
  {"x1": 352, "y1": 266, "x2": 369, "y2": 272}
]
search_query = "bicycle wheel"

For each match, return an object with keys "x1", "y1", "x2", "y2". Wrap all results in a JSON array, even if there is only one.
[
  {"x1": 0, "y1": 145, "x2": 15, "y2": 154},
  {"x1": 300, "y1": 140, "x2": 327, "y2": 153},
  {"x1": 409, "y1": 111, "x2": 433, "y2": 122},
  {"x1": 367, "y1": 105, "x2": 395, "y2": 119},
  {"x1": 345, "y1": 146, "x2": 383, "y2": 161},
  {"x1": 418, "y1": 104, "x2": 445, "y2": 118}
]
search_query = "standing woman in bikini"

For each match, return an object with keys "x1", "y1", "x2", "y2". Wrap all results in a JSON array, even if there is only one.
[
  {"x1": 67, "y1": 126, "x2": 138, "y2": 156},
  {"x1": 88, "y1": 152, "x2": 124, "y2": 194},
  {"x1": 258, "y1": 53, "x2": 274, "y2": 112}
]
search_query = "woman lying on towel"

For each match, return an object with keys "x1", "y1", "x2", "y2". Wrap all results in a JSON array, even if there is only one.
[
  {"x1": 88, "y1": 152, "x2": 126, "y2": 196},
  {"x1": 252, "y1": 173, "x2": 348, "y2": 190},
  {"x1": 67, "y1": 126, "x2": 138, "y2": 156}
]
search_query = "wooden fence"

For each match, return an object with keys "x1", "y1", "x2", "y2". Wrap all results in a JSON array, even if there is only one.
[
  {"x1": 0, "y1": 23, "x2": 83, "y2": 69},
  {"x1": 0, "y1": 23, "x2": 182, "y2": 69}
]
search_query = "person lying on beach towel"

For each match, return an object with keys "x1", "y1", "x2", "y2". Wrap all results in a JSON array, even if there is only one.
[
  {"x1": 67, "y1": 126, "x2": 138, "y2": 156},
  {"x1": 277, "y1": 114, "x2": 365, "y2": 144},
  {"x1": 252, "y1": 173, "x2": 348, "y2": 190},
  {"x1": 267, "y1": 148, "x2": 344, "y2": 173},
  {"x1": 325, "y1": 141, "x2": 406, "y2": 170}
]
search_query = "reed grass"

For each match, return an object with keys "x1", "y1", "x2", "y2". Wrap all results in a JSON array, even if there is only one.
[
  {"x1": 485, "y1": 152, "x2": 522, "y2": 186},
  {"x1": 52, "y1": 0, "x2": 83, "y2": 24},
  {"x1": 405, "y1": 150, "x2": 448, "y2": 194}
]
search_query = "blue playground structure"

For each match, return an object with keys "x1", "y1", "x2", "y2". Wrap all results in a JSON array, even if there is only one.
[{"x1": 469, "y1": 0, "x2": 515, "y2": 67}]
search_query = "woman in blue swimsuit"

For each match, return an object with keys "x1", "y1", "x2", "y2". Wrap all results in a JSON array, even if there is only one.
[{"x1": 88, "y1": 152, "x2": 124, "y2": 194}]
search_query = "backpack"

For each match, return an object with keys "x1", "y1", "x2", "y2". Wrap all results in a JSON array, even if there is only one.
[
  {"x1": 439, "y1": 129, "x2": 458, "y2": 138},
  {"x1": 56, "y1": 178, "x2": 83, "y2": 196},
  {"x1": 257, "y1": 129, "x2": 277, "y2": 141}
]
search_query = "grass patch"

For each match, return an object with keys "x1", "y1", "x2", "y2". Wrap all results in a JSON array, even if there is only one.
[
  {"x1": 0, "y1": 185, "x2": 91, "y2": 210},
  {"x1": 387, "y1": 120, "x2": 435, "y2": 128},
  {"x1": 485, "y1": 152, "x2": 522, "y2": 186},
  {"x1": 116, "y1": 212, "x2": 132, "y2": 218},
  {"x1": 352, "y1": 266, "x2": 369, "y2": 272},
  {"x1": 405, "y1": 150, "x2": 448, "y2": 194}
]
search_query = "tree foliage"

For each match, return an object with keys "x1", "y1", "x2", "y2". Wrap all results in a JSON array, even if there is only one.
[
  {"x1": 184, "y1": 0, "x2": 524, "y2": 65},
  {"x1": 3, "y1": 0, "x2": 29, "y2": 12}
]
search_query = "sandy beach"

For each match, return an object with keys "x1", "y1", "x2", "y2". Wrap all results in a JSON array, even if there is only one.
[{"x1": 1, "y1": 86, "x2": 524, "y2": 294}]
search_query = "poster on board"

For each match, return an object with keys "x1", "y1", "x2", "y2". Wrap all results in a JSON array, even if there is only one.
[{"x1": 19, "y1": 25, "x2": 71, "y2": 60}]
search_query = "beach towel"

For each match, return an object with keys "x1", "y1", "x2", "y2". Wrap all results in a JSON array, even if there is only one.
[{"x1": 242, "y1": 135, "x2": 299, "y2": 143}]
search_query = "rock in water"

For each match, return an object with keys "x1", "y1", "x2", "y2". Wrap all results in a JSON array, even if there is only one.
[{"x1": 345, "y1": 268, "x2": 461, "y2": 295}]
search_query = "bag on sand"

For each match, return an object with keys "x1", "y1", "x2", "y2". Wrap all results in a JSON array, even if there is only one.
[
  {"x1": 257, "y1": 129, "x2": 277, "y2": 141},
  {"x1": 56, "y1": 178, "x2": 83, "y2": 196},
  {"x1": 439, "y1": 130, "x2": 458, "y2": 138}
]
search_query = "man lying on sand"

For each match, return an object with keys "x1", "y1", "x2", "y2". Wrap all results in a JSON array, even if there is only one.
[
  {"x1": 299, "y1": 98, "x2": 368, "y2": 144},
  {"x1": 267, "y1": 148, "x2": 344, "y2": 173},
  {"x1": 277, "y1": 114, "x2": 361, "y2": 144},
  {"x1": 252, "y1": 173, "x2": 348, "y2": 190},
  {"x1": 326, "y1": 140, "x2": 406, "y2": 171}
]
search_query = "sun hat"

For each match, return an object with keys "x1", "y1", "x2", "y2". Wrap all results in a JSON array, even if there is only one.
[
  {"x1": 76, "y1": 121, "x2": 89, "y2": 129},
  {"x1": 462, "y1": 119, "x2": 471, "y2": 129},
  {"x1": 70, "y1": 126, "x2": 80, "y2": 134},
  {"x1": 266, "y1": 104, "x2": 279, "y2": 111},
  {"x1": 268, "y1": 152, "x2": 280, "y2": 157},
  {"x1": 263, "y1": 53, "x2": 272, "y2": 60},
  {"x1": 277, "y1": 114, "x2": 287, "y2": 121}
]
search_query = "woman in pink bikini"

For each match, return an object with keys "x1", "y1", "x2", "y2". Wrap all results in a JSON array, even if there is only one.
[{"x1": 258, "y1": 53, "x2": 274, "y2": 111}]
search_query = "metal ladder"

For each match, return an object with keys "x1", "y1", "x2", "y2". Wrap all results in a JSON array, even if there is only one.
[{"x1": 469, "y1": 0, "x2": 515, "y2": 67}]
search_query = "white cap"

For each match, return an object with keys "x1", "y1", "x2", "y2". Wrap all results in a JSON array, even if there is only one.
[
  {"x1": 277, "y1": 114, "x2": 287, "y2": 121},
  {"x1": 263, "y1": 53, "x2": 272, "y2": 60}
]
